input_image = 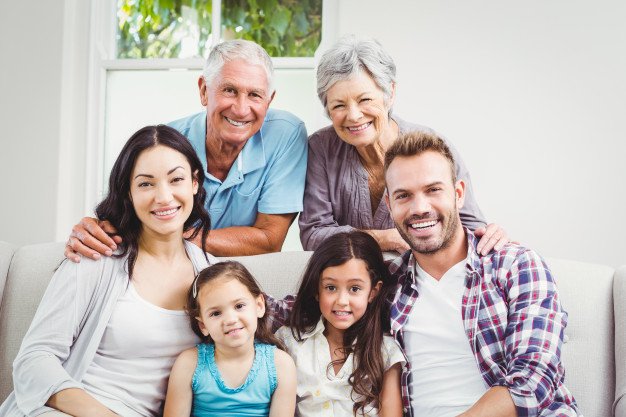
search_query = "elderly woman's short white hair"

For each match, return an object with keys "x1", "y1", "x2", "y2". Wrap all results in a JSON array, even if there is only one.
[
  {"x1": 316, "y1": 35, "x2": 396, "y2": 109},
  {"x1": 203, "y1": 39, "x2": 275, "y2": 94}
]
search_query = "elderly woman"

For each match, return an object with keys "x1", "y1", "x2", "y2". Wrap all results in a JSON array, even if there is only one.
[{"x1": 299, "y1": 36, "x2": 506, "y2": 254}]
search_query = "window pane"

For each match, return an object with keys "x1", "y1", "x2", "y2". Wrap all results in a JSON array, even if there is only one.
[
  {"x1": 222, "y1": 0, "x2": 322, "y2": 57},
  {"x1": 116, "y1": 0, "x2": 322, "y2": 58}
]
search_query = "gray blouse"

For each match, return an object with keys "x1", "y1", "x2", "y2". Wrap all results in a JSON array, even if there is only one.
[{"x1": 298, "y1": 116, "x2": 486, "y2": 250}]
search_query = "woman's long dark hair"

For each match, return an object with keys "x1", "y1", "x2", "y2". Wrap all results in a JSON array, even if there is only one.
[
  {"x1": 289, "y1": 231, "x2": 393, "y2": 415},
  {"x1": 95, "y1": 125, "x2": 210, "y2": 277},
  {"x1": 187, "y1": 261, "x2": 286, "y2": 350}
]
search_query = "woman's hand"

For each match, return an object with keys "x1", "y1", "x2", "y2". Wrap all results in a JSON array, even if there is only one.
[
  {"x1": 46, "y1": 388, "x2": 120, "y2": 417},
  {"x1": 65, "y1": 217, "x2": 121, "y2": 263},
  {"x1": 367, "y1": 229, "x2": 411, "y2": 254},
  {"x1": 473, "y1": 223, "x2": 509, "y2": 255}
]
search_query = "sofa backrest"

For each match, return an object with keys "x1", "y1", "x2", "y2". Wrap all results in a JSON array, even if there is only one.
[{"x1": 0, "y1": 242, "x2": 623, "y2": 416}]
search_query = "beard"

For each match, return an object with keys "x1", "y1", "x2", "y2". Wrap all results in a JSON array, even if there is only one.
[{"x1": 395, "y1": 207, "x2": 460, "y2": 255}]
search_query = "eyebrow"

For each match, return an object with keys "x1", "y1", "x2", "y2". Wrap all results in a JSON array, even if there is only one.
[
  {"x1": 320, "y1": 276, "x2": 367, "y2": 284},
  {"x1": 134, "y1": 166, "x2": 184, "y2": 180}
]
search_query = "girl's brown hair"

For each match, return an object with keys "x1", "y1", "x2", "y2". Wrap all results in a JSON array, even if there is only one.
[
  {"x1": 187, "y1": 261, "x2": 285, "y2": 350},
  {"x1": 289, "y1": 231, "x2": 393, "y2": 415}
]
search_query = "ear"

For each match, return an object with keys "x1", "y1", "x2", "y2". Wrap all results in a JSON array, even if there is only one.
[
  {"x1": 192, "y1": 170, "x2": 199, "y2": 195},
  {"x1": 268, "y1": 90, "x2": 276, "y2": 106},
  {"x1": 196, "y1": 316, "x2": 210, "y2": 337},
  {"x1": 368, "y1": 280, "x2": 383, "y2": 303},
  {"x1": 255, "y1": 293, "x2": 266, "y2": 318},
  {"x1": 384, "y1": 192, "x2": 391, "y2": 211},
  {"x1": 455, "y1": 179, "x2": 466, "y2": 210},
  {"x1": 198, "y1": 76, "x2": 208, "y2": 107}
]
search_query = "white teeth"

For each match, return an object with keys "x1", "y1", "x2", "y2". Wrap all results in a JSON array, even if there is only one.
[
  {"x1": 334, "y1": 311, "x2": 351, "y2": 316},
  {"x1": 411, "y1": 220, "x2": 437, "y2": 229},
  {"x1": 154, "y1": 208, "x2": 178, "y2": 216},
  {"x1": 225, "y1": 117, "x2": 247, "y2": 126},
  {"x1": 347, "y1": 122, "x2": 371, "y2": 131}
]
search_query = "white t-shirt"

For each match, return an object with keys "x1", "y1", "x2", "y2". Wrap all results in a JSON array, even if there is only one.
[
  {"x1": 404, "y1": 259, "x2": 488, "y2": 417},
  {"x1": 276, "y1": 318, "x2": 405, "y2": 417},
  {"x1": 81, "y1": 282, "x2": 199, "y2": 417}
]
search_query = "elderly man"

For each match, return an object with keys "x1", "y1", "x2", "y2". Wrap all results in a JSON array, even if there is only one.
[
  {"x1": 66, "y1": 40, "x2": 307, "y2": 259},
  {"x1": 383, "y1": 131, "x2": 578, "y2": 416}
]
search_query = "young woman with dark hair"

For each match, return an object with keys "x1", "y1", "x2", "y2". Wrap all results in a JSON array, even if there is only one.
[
  {"x1": 0, "y1": 125, "x2": 215, "y2": 417},
  {"x1": 275, "y1": 231, "x2": 404, "y2": 417}
]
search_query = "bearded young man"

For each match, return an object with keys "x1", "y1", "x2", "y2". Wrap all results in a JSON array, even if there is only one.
[{"x1": 383, "y1": 132, "x2": 578, "y2": 417}]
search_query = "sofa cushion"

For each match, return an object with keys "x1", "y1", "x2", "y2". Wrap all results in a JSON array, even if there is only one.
[{"x1": 548, "y1": 258, "x2": 616, "y2": 417}]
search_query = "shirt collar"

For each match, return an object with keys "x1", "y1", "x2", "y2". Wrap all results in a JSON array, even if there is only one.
[{"x1": 299, "y1": 317, "x2": 327, "y2": 340}]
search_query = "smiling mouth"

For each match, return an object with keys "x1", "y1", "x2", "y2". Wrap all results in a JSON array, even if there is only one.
[
  {"x1": 346, "y1": 122, "x2": 372, "y2": 132},
  {"x1": 225, "y1": 327, "x2": 243, "y2": 335},
  {"x1": 151, "y1": 207, "x2": 180, "y2": 217},
  {"x1": 409, "y1": 219, "x2": 438, "y2": 230},
  {"x1": 332, "y1": 311, "x2": 352, "y2": 317},
  {"x1": 224, "y1": 116, "x2": 251, "y2": 127}
]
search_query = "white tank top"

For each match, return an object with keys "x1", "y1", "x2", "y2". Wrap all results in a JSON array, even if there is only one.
[
  {"x1": 81, "y1": 282, "x2": 199, "y2": 417},
  {"x1": 404, "y1": 259, "x2": 488, "y2": 417}
]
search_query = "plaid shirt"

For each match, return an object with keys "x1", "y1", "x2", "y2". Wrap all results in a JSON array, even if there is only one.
[{"x1": 389, "y1": 229, "x2": 579, "y2": 417}]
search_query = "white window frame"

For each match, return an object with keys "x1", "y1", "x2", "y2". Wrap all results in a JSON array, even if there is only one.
[{"x1": 82, "y1": 0, "x2": 337, "y2": 215}]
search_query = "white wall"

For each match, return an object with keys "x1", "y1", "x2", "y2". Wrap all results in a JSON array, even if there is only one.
[
  {"x1": 1, "y1": 1, "x2": 624, "y2": 268},
  {"x1": 0, "y1": 2, "x2": 64, "y2": 246},
  {"x1": 336, "y1": 0, "x2": 626, "y2": 267}
]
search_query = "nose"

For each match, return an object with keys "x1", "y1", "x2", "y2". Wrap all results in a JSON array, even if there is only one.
[
  {"x1": 336, "y1": 289, "x2": 349, "y2": 306},
  {"x1": 155, "y1": 183, "x2": 173, "y2": 204},
  {"x1": 409, "y1": 194, "x2": 432, "y2": 217},
  {"x1": 223, "y1": 308, "x2": 238, "y2": 325},
  {"x1": 345, "y1": 103, "x2": 363, "y2": 122},
  {"x1": 231, "y1": 94, "x2": 249, "y2": 117}
]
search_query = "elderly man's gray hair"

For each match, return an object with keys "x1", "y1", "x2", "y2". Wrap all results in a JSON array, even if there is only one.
[
  {"x1": 316, "y1": 35, "x2": 396, "y2": 112},
  {"x1": 203, "y1": 39, "x2": 275, "y2": 94}
]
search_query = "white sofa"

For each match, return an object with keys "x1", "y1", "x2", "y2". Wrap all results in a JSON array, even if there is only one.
[{"x1": 0, "y1": 241, "x2": 624, "y2": 416}]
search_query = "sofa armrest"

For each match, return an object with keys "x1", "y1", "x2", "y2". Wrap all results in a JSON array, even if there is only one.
[
  {"x1": 615, "y1": 265, "x2": 626, "y2": 417},
  {"x1": 0, "y1": 241, "x2": 16, "y2": 315}
]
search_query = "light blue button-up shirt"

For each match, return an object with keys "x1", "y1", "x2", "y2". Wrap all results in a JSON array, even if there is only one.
[{"x1": 169, "y1": 109, "x2": 307, "y2": 229}]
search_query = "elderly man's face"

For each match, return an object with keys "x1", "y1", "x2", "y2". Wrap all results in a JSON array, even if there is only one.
[
  {"x1": 199, "y1": 59, "x2": 274, "y2": 149},
  {"x1": 385, "y1": 151, "x2": 465, "y2": 254}
]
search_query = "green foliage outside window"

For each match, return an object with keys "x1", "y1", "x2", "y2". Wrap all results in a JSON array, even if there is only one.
[{"x1": 117, "y1": 0, "x2": 322, "y2": 58}]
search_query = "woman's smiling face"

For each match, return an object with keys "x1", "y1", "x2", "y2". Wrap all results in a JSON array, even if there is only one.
[
  {"x1": 326, "y1": 71, "x2": 394, "y2": 149},
  {"x1": 129, "y1": 145, "x2": 198, "y2": 239}
]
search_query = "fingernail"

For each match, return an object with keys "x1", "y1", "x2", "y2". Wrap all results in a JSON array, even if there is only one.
[
  {"x1": 110, "y1": 244, "x2": 117, "y2": 250},
  {"x1": 105, "y1": 250, "x2": 113, "y2": 256},
  {"x1": 92, "y1": 253, "x2": 101, "y2": 260}
]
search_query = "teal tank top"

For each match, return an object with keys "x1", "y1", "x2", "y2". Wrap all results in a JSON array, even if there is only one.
[{"x1": 191, "y1": 342, "x2": 277, "y2": 417}]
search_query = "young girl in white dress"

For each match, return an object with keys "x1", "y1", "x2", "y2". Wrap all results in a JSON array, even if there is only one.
[
  {"x1": 275, "y1": 231, "x2": 405, "y2": 417},
  {"x1": 164, "y1": 261, "x2": 296, "y2": 417}
]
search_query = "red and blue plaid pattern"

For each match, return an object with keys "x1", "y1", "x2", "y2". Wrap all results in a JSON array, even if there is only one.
[{"x1": 388, "y1": 229, "x2": 578, "y2": 416}]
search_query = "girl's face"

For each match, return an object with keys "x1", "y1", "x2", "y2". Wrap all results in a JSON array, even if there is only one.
[
  {"x1": 317, "y1": 258, "x2": 382, "y2": 339},
  {"x1": 196, "y1": 278, "x2": 265, "y2": 350},
  {"x1": 129, "y1": 145, "x2": 198, "y2": 239}
]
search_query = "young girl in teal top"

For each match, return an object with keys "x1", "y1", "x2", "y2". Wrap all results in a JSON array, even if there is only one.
[{"x1": 164, "y1": 261, "x2": 296, "y2": 417}]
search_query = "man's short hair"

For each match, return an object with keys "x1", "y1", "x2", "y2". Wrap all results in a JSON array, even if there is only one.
[
  {"x1": 203, "y1": 39, "x2": 274, "y2": 94},
  {"x1": 384, "y1": 131, "x2": 457, "y2": 183}
]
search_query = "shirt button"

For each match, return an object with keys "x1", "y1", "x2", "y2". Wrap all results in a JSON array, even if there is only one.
[
  {"x1": 323, "y1": 401, "x2": 330, "y2": 409},
  {"x1": 315, "y1": 389, "x2": 321, "y2": 396}
]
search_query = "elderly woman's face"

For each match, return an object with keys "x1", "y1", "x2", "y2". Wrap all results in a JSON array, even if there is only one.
[{"x1": 326, "y1": 72, "x2": 393, "y2": 149}]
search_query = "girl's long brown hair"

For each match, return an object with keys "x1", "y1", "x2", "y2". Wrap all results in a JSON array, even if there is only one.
[
  {"x1": 289, "y1": 231, "x2": 393, "y2": 415},
  {"x1": 187, "y1": 261, "x2": 285, "y2": 351}
]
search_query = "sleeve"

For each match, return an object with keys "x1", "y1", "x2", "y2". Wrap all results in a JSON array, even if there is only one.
[
  {"x1": 443, "y1": 138, "x2": 487, "y2": 230},
  {"x1": 257, "y1": 120, "x2": 308, "y2": 214},
  {"x1": 265, "y1": 293, "x2": 295, "y2": 332},
  {"x1": 498, "y1": 250, "x2": 575, "y2": 416},
  {"x1": 381, "y1": 335, "x2": 406, "y2": 370},
  {"x1": 298, "y1": 133, "x2": 356, "y2": 250},
  {"x1": 12, "y1": 260, "x2": 87, "y2": 414}
]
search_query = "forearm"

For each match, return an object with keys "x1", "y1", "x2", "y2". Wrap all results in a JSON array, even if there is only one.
[
  {"x1": 201, "y1": 226, "x2": 281, "y2": 256},
  {"x1": 47, "y1": 388, "x2": 119, "y2": 417},
  {"x1": 459, "y1": 386, "x2": 517, "y2": 417},
  {"x1": 300, "y1": 222, "x2": 355, "y2": 251}
]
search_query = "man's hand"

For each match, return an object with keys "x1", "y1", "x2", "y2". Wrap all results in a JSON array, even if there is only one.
[
  {"x1": 65, "y1": 217, "x2": 121, "y2": 263},
  {"x1": 474, "y1": 223, "x2": 509, "y2": 255},
  {"x1": 366, "y1": 228, "x2": 411, "y2": 254}
]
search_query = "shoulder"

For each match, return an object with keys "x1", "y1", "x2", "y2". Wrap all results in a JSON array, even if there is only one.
[
  {"x1": 64, "y1": 254, "x2": 127, "y2": 290},
  {"x1": 381, "y1": 334, "x2": 406, "y2": 367},
  {"x1": 175, "y1": 346, "x2": 200, "y2": 368},
  {"x1": 273, "y1": 347, "x2": 296, "y2": 382},
  {"x1": 482, "y1": 243, "x2": 554, "y2": 286},
  {"x1": 308, "y1": 124, "x2": 343, "y2": 149},
  {"x1": 184, "y1": 240, "x2": 218, "y2": 267},
  {"x1": 262, "y1": 108, "x2": 305, "y2": 132},
  {"x1": 168, "y1": 112, "x2": 205, "y2": 136},
  {"x1": 393, "y1": 115, "x2": 437, "y2": 136}
]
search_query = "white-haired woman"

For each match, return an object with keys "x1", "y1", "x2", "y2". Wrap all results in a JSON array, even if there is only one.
[{"x1": 299, "y1": 35, "x2": 508, "y2": 254}]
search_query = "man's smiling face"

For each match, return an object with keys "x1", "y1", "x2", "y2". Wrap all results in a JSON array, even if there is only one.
[
  {"x1": 385, "y1": 151, "x2": 465, "y2": 255},
  {"x1": 199, "y1": 59, "x2": 274, "y2": 150}
]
